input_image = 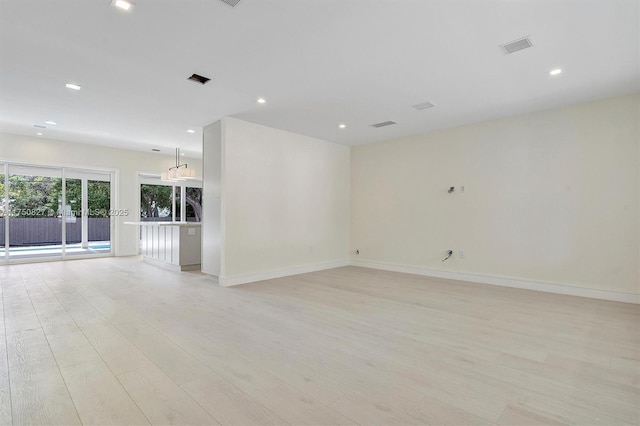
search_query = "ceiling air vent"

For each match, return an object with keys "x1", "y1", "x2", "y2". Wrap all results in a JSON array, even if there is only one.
[
  {"x1": 500, "y1": 36, "x2": 534, "y2": 54},
  {"x1": 33, "y1": 124, "x2": 47, "y2": 129},
  {"x1": 412, "y1": 101, "x2": 435, "y2": 111},
  {"x1": 219, "y1": 0, "x2": 241, "y2": 7},
  {"x1": 371, "y1": 120, "x2": 397, "y2": 128},
  {"x1": 188, "y1": 74, "x2": 211, "y2": 85}
]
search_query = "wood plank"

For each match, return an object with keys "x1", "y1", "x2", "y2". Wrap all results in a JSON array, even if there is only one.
[
  {"x1": 80, "y1": 321, "x2": 150, "y2": 375},
  {"x1": 59, "y1": 361, "x2": 150, "y2": 425},
  {"x1": 408, "y1": 393, "x2": 493, "y2": 425},
  {"x1": 328, "y1": 388, "x2": 423, "y2": 425},
  {"x1": 9, "y1": 357, "x2": 80, "y2": 425},
  {"x1": 113, "y1": 320, "x2": 213, "y2": 385},
  {"x1": 6, "y1": 329, "x2": 53, "y2": 368},
  {"x1": 0, "y1": 332, "x2": 12, "y2": 426},
  {"x1": 117, "y1": 363, "x2": 219, "y2": 425},
  {"x1": 497, "y1": 404, "x2": 568, "y2": 426},
  {"x1": 181, "y1": 373, "x2": 287, "y2": 425},
  {"x1": 253, "y1": 383, "x2": 355, "y2": 425}
]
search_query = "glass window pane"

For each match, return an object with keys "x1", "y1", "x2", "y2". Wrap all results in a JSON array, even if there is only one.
[
  {"x1": 65, "y1": 170, "x2": 112, "y2": 257},
  {"x1": 87, "y1": 179, "x2": 111, "y2": 252},
  {"x1": 185, "y1": 187, "x2": 202, "y2": 222},
  {"x1": 175, "y1": 186, "x2": 182, "y2": 222},
  {"x1": 0, "y1": 166, "x2": 5, "y2": 259},
  {"x1": 65, "y1": 178, "x2": 82, "y2": 246},
  {"x1": 140, "y1": 183, "x2": 173, "y2": 221},
  {"x1": 8, "y1": 165, "x2": 62, "y2": 260}
]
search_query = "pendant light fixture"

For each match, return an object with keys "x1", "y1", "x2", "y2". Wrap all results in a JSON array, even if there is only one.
[{"x1": 161, "y1": 148, "x2": 195, "y2": 181}]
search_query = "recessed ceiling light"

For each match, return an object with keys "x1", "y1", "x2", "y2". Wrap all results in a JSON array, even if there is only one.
[
  {"x1": 338, "y1": 123, "x2": 346, "y2": 129},
  {"x1": 186, "y1": 129, "x2": 195, "y2": 133},
  {"x1": 45, "y1": 120, "x2": 57, "y2": 125},
  {"x1": 181, "y1": 153, "x2": 185, "y2": 156},
  {"x1": 111, "y1": 0, "x2": 134, "y2": 11},
  {"x1": 65, "y1": 83, "x2": 81, "y2": 90},
  {"x1": 36, "y1": 132, "x2": 43, "y2": 136},
  {"x1": 257, "y1": 98, "x2": 266, "y2": 104},
  {"x1": 549, "y1": 68, "x2": 563, "y2": 76}
]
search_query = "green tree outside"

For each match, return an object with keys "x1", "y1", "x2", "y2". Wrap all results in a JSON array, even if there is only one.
[
  {"x1": 140, "y1": 184, "x2": 173, "y2": 219},
  {"x1": 5, "y1": 176, "x2": 111, "y2": 218}
]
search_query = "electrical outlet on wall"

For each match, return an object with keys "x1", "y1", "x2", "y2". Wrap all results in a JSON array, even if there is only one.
[{"x1": 459, "y1": 249, "x2": 465, "y2": 258}]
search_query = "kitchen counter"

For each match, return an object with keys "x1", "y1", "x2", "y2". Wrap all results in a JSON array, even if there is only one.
[{"x1": 125, "y1": 221, "x2": 201, "y2": 271}]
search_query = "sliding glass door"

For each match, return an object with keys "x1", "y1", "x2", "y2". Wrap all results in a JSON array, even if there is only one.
[
  {"x1": 87, "y1": 178, "x2": 111, "y2": 253},
  {"x1": 0, "y1": 164, "x2": 5, "y2": 261},
  {"x1": 0, "y1": 163, "x2": 114, "y2": 263},
  {"x1": 7, "y1": 165, "x2": 63, "y2": 260},
  {"x1": 65, "y1": 169, "x2": 112, "y2": 256}
]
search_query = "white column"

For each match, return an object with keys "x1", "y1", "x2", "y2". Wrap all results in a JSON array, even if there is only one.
[
  {"x1": 81, "y1": 177, "x2": 88, "y2": 248},
  {"x1": 201, "y1": 120, "x2": 223, "y2": 277}
]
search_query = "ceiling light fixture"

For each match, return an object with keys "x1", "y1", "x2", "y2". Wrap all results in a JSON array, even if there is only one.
[
  {"x1": 111, "y1": 0, "x2": 134, "y2": 11},
  {"x1": 45, "y1": 120, "x2": 57, "y2": 125},
  {"x1": 186, "y1": 129, "x2": 195, "y2": 133},
  {"x1": 161, "y1": 148, "x2": 196, "y2": 182},
  {"x1": 338, "y1": 123, "x2": 346, "y2": 129},
  {"x1": 65, "y1": 83, "x2": 81, "y2": 90},
  {"x1": 36, "y1": 132, "x2": 43, "y2": 136},
  {"x1": 257, "y1": 98, "x2": 266, "y2": 104},
  {"x1": 549, "y1": 68, "x2": 563, "y2": 76}
]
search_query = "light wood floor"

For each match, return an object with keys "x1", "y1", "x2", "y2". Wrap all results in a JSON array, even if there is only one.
[{"x1": 0, "y1": 257, "x2": 638, "y2": 425}]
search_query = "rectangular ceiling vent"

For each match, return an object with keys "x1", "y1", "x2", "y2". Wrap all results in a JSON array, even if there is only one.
[
  {"x1": 500, "y1": 36, "x2": 534, "y2": 54},
  {"x1": 188, "y1": 73, "x2": 211, "y2": 85},
  {"x1": 33, "y1": 124, "x2": 47, "y2": 129},
  {"x1": 219, "y1": 0, "x2": 241, "y2": 7},
  {"x1": 412, "y1": 101, "x2": 435, "y2": 110},
  {"x1": 371, "y1": 120, "x2": 397, "y2": 128}
]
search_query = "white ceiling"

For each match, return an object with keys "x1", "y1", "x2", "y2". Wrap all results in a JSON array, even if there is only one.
[{"x1": 1, "y1": 0, "x2": 638, "y2": 158}]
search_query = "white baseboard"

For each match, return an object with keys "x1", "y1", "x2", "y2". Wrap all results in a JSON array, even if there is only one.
[
  {"x1": 218, "y1": 259, "x2": 350, "y2": 287},
  {"x1": 351, "y1": 259, "x2": 640, "y2": 304}
]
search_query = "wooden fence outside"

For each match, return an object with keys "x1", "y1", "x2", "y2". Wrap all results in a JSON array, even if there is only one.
[{"x1": 0, "y1": 218, "x2": 110, "y2": 246}]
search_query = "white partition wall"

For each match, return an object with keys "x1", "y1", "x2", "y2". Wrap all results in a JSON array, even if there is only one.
[
  {"x1": 201, "y1": 120, "x2": 223, "y2": 278},
  {"x1": 202, "y1": 117, "x2": 350, "y2": 285}
]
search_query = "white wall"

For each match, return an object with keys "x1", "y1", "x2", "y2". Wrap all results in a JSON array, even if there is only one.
[
  {"x1": 201, "y1": 120, "x2": 223, "y2": 277},
  {"x1": 0, "y1": 133, "x2": 201, "y2": 256},
  {"x1": 202, "y1": 117, "x2": 351, "y2": 285},
  {"x1": 351, "y1": 94, "x2": 640, "y2": 297}
]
